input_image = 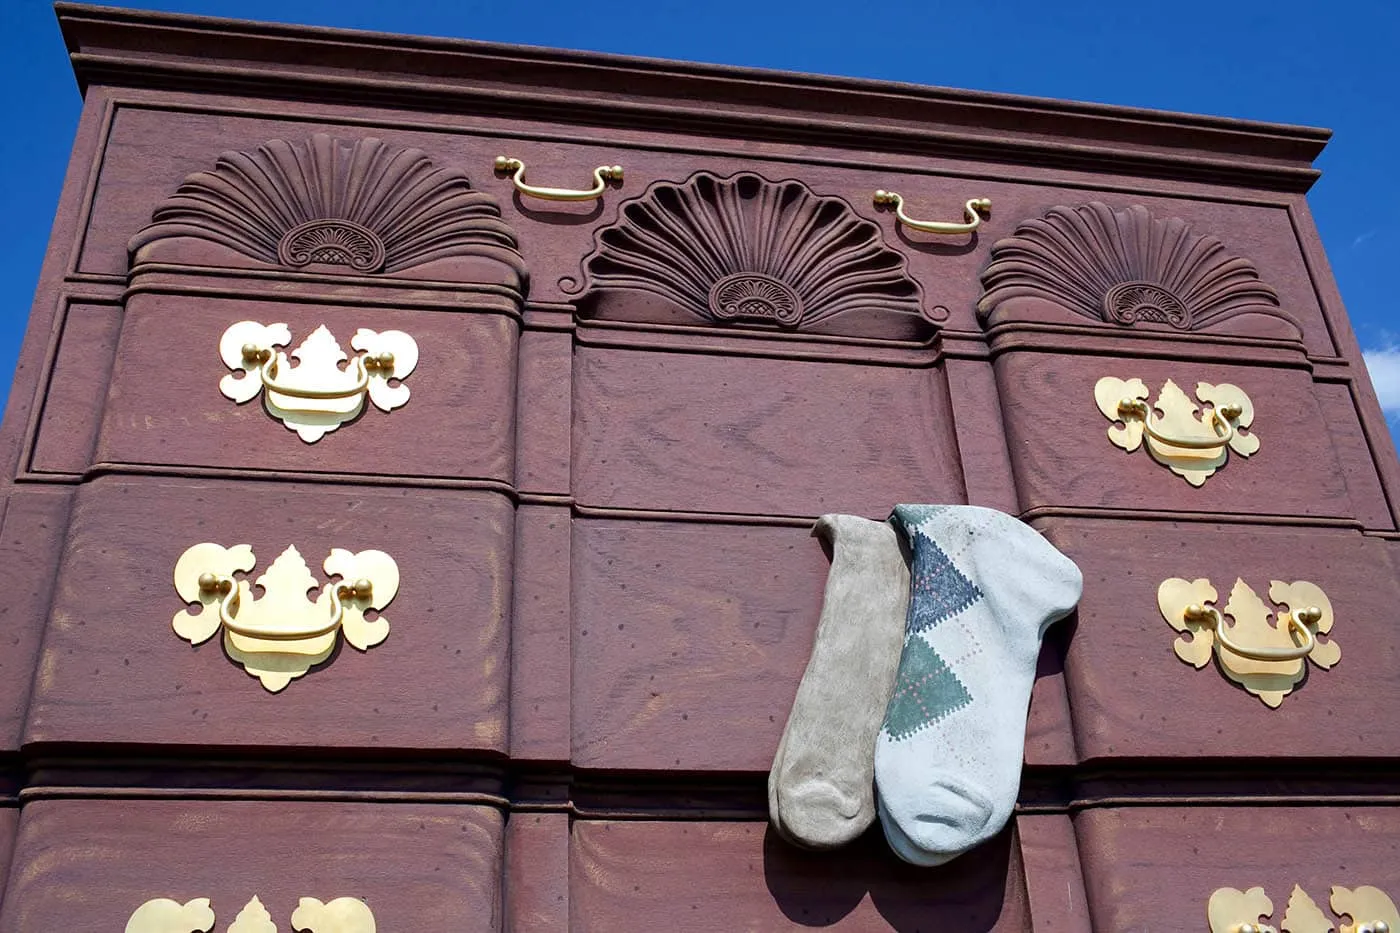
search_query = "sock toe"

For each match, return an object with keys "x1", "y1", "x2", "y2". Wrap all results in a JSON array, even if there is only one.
[
  {"x1": 879, "y1": 774, "x2": 995, "y2": 864},
  {"x1": 776, "y1": 779, "x2": 872, "y2": 849}
]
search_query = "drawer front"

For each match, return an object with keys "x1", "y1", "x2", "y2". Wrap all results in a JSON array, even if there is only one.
[
  {"x1": 570, "y1": 516, "x2": 1069, "y2": 772},
  {"x1": 571, "y1": 820, "x2": 1029, "y2": 932},
  {"x1": 94, "y1": 294, "x2": 517, "y2": 482},
  {"x1": 0, "y1": 799, "x2": 502, "y2": 933},
  {"x1": 1039, "y1": 517, "x2": 1400, "y2": 761},
  {"x1": 1076, "y1": 805, "x2": 1400, "y2": 933},
  {"x1": 996, "y1": 352, "x2": 1353, "y2": 520},
  {"x1": 26, "y1": 477, "x2": 511, "y2": 753},
  {"x1": 573, "y1": 347, "x2": 962, "y2": 518}
]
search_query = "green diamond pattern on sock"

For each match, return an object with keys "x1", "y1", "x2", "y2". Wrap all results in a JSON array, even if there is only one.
[{"x1": 881, "y1": 637, "x2": 972, "y2": 742}]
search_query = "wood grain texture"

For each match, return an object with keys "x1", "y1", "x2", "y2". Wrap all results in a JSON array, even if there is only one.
[
  {"x1": 1314, "y1": 380, "x2": 1395, "y2": 531},
  {"x1": 1016, "y1": 815, "x2": 1091, "y2": 933},
  {"x1": 1038, "y1": 517, "x2": 1400, "y2": 761},
  {"x1": 506, "y1": 812, "x2": 569, "y2": 933},
  {"x1": 1075, "y1": 805, "x2": 1400, "y2": 932},
  {"x1": 26, "y1": 477, "x2": 511, "y2": 752},
  {"x1": 571, "y1": 820, "x2": 1029, "y2": 932},
  {"x1": 573, "y1": 347, "x2": 962, "y2": 518},
  {"x1": 509, "y1": 503, "x2": 571, "y2": 762},
  {"x1": 0, "y1": 808, "x2": 15, "y2": 911},
  {"x1": 0, "y1": 798, "x2": 503, "y2": 933},
  {"x1": 28, "y1": 304, "x2": 122, "y2": 475},
  {"x1": 514, "y1": 328, "x2": 572, "y2": 495},
  {"x1": 0, "y1": 489, "x2": 73, "y2": 751},
  {"x1": 995, "y1": 351, "x2": 1352, "y2": 519},
  {"x1": 95, "y1": 294, "x2": 517, "y2": 483}
]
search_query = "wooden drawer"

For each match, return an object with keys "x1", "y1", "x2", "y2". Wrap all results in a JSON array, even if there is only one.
[
  {"x1": 1076, "y1": 805, "x2": 1400, "y2": 932},
  {"x1": 0, "y1": 798, "x2": 503, "y2": 933},
  {"x1": 25, "y1": 477, "x2": 511, "y2": 753},
  {"x1": 86, "y1": 293, "x2": 517, "y2": 482},
  {"x1": 570, "y1": 516, "x2": 1071, "y2": 771},
  {"x1": 572, "y1": 346, "x2": 962, "y2": 518},
  {"x1": 993, "y1": 350, "x2": 1356, "y2": 521},
  {"x1": 570, "y1": 820, "x2": 1029, "y2": 932},
  {"x1": 1038, "y1": 517, "x2": 1400, "y2": 761}
]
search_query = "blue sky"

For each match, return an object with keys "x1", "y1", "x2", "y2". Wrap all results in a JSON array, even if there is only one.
[{"x1": 2, "y1": 0, "x2": 1398, "y2": 432}]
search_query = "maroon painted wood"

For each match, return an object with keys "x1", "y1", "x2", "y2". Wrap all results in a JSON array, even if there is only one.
[
  {"x1": 1075, "y1": 805, "x2": 1400, "y2": 931},
  {"x1": 0, "y1": 4, "x2": 1395, "y2": 930},
  {"x1": 0, "y1": 799, "x2": 503, "y2": 933}
]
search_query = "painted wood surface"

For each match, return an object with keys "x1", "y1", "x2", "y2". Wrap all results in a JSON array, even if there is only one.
[{"x1": 0, "y1": 799, "x2": 503, "y2": 933}]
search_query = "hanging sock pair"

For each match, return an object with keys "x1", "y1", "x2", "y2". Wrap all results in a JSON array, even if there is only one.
[{"x1": 768, "y1": 504, "x2": 1082, "y2": 866}]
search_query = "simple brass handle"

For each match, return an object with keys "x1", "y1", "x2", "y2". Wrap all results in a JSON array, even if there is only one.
[
  {"x1": 1118, "y1": 397, "x2": 1241, "y2": 450},
  {"x1": 1184, "y1": 603, "x2": 1320, "y2": 662},
  {"x1": 872, "y1": 191, "x2": 990, "y2": 234},
  {"x1": 494, "y1": 156, "x2": 623, "y2": 201},
  {"x1": 200, "y1": 572, "x2": 374, "y2": 641}
]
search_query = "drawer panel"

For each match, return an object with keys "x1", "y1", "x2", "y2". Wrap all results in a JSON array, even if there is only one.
[
  {"x1": 571, "y1": 820, "x2": 1029, "y2": 932},
  {"x1": 95, "y1": 294, "x2": 517, "y2": 482},
  {"x1": 995, "y1": 352, "x2": 1353, "y2": 519},
  {"x1": 1039, "y1": 517, "x2": 1400, "y2": 761},
  {"x1": 26, "y1": 477, "x2": 511, "y2": 752},
  {"x1": 573, "y1": 347, "x2": 962, "y2": 517},
  {"x1": 0, "y1": 799, "x2": 502, "y2": 933},
  {"x1": 571, "y1": 517, "x2": 1069, "y2": 771},
  {"x1": 1076, "y1": 805, "x2": 1400, "y2": 933}
]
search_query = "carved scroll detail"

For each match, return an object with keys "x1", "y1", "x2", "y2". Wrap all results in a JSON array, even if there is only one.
[
  {"x1": 978, "y1": 201, "x2": 1302, "y2": 339},
  {"x1": 130, "y1": 134, "x2": 524, "y2": 281},
  {"x1": 579, "y1": 171, "x2": 931, "y2": 339}
]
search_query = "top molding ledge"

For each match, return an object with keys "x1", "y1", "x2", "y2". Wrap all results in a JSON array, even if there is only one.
[{"x1": 57, "y1": 3, "x2": 1329, "y2": 193}]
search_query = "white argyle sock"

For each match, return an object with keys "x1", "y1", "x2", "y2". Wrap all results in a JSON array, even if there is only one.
[
  {"x1": 769, "y1": 515, "x2": 909, "y2": 849},
  {"x1": 875, "y1": 505, "x2": 1081, "y2": 866}
]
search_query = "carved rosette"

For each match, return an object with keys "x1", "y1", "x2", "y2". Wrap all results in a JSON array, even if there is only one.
[
  {"x1": 579, "y1": 172, "x2": 930, "y2": 339},
  {"x1": 129, "y1": 134, "x2": 525, "y2": 284},
  {"x1": 977, "y1": 201, "x2": 1302, "y2": 339}
]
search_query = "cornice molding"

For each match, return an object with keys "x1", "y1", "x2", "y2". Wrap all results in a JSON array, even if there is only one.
[{"x1": 56, "y1": 4, "x2": 1328, "y2": 192}]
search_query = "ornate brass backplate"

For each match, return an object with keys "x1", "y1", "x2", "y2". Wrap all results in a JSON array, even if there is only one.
[
  {"x1": 127, "y1": 895, "x2": 375, "y2": 932},
  {"x1": 1208, "y1": 883, "x2": 1397, "y2": 933},
  {"x1": 1095, "y1": 376, "x2": 1257, "y2": 485},
  {"x1": 173, "y1": 543, "x2": 397, "y2": 692},
  {"x1": 1158, "y1": 576, "x2": 1339, "y2": 708},
  {"x1": 219, "y1": 321, "x2": 417, "y2": 443}
]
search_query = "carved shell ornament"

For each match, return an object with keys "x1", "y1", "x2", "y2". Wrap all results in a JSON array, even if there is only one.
[
  {"x1": 129, "y1": 134, "x2": 524, "y2": 282},
  {"x1": 578, "y1": 172, "x2": 931, "y2": 339},
  {"x1": 977, "y1": 201, "x2": 1303, "y2": 339}
]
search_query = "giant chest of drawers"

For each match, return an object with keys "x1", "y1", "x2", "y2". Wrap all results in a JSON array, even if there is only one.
[{"x1": 1, "y1": 6, "x2": 1398, "y2": 932}]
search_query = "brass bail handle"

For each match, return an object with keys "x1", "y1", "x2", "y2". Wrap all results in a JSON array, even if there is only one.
[
  {"x1": 495, "y1": 156, "x2": 623, "y2": 201},
  {"x1": 243, "y1": 344, "x2": 396, "y2": 401},
  {"x1": 198, "y1": 572, "x2": 373, "y2": 641},
  {"x1": 1118, "y1": 396, "x2": 1241, "y2": 449},
  {"x1": 872, "y1": 191, "x2": 990, "y2": 234},
  {"x1": 1230, "y1": 924, "x2": 1278, "y2": 933},
  {"x1": 1184, "y1": 603, "x2": 1321, "y2": 662}
]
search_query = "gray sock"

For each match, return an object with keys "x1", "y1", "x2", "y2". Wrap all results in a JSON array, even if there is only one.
[{"x1": 769, "y1": 514, "x2": 909, "y2": 848}]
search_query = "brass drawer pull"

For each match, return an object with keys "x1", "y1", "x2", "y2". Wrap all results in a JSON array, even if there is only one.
[
  {"x1": 1096, "y1": 376, "x2": 1257, "y2": 486},
  {"x1": 1159, "y1": 576, "x2": 1339, "y2": 708},
  {"x1": 173, "y1": 543, "x2": 398, "y2": 692},
  {"x1": 1209, "y1": 883, "x2": 1397, "y2": 933},
  {"x1": 220, "y1": 321, "x2": 418, "y2": 444},
  {"x1": 494, "y1": 155, "x2": 623, "y2": 201},
  {"x1": 1182, "y1": 602, "x2": 1316, "y2": 661},
  {"x1": 127, "y1": 894, "x2": 374, "y2": 932},
  {"x1": 872, "y1": 191, "x2": 990, "y2": 234}
]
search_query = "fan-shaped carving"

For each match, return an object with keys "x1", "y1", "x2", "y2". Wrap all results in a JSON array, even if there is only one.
[
  {"x1": 129, "y1": 134, "x2": 526, "y2": 286},
  {"x1": 579, "y1": 172, "x2": 931, "y2": 340},
  {"x1": 977, "y1": 201, "x2": 1302, "y2": 340}
]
